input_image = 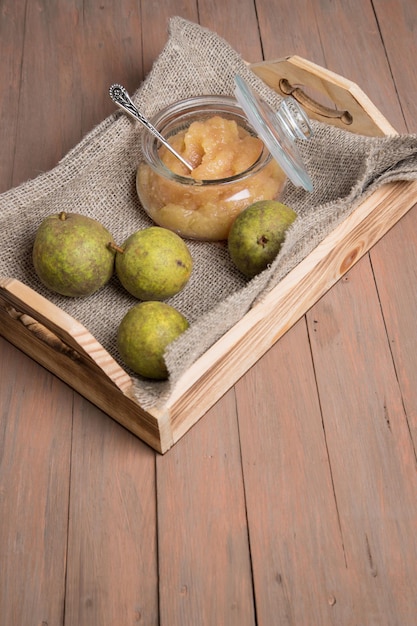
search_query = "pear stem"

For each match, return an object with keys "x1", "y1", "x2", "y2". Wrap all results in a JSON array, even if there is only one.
[{"x1": 107, "y1": 241, "x2": 124, "y2": 254}]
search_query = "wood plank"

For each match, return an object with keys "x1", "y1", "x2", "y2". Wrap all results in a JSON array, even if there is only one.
[
  {"x1": 0, "y1": 0, "x2": 26, "y2": 193},
  {"x1": 0, "y1": 4, "x2": 74, "y2": 625},
  {"x1": 0, "y1": 338, "x2": 73, "y2": 625},
  {"x1": 314, "y1": 0, "x2": 407, "y2": 133},
  {"x1": 368, "y1": 204, "x2": 417, "y2": 449},
  {"x1": 79, "y1": 0, "x2": 144, "y2": 133},
  {"x1": 251, "y1": 56, "x2": 397, "y2": 136},
  {"x1": 157, "y1": 390, "x2": 256, "y2": 626},
  {"x1": 197, "y1": 0, "x2": 262, "y2": 62},
  {"x1": 235, "y1": 319, "x2": 350, "y2": 625},
  {"x1": 46, "y1": 4, "x2": 160, "y2": 624},
  {"x1": 368, "y1": 1, "x2": 417, "y2": 453},
  {"x1": 373, "y1": 0, "x2": 417, "y2": 133},
  {"x1": 64, "y1": 396, "x2": 158, "y2": 626},
  {"x1": 256, "y1": 0, "x2": 327, "y2": 66},
  {"x1": 307, "y1": 257, "x2": 417, "y2": 623},
  {"x1": 141, "y1": 1, "x2": 199, "y2": 77},
  {"x1": 12, "y1": 0, "x2": 85, "y2": 187},
  {"x1": 298, "y1": 2, "x2": 417, "y2": 622}
]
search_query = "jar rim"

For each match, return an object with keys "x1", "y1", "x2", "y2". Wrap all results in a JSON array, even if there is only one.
[{"x1": 140, "y1": 95, "x2": 273, "y2": 186}]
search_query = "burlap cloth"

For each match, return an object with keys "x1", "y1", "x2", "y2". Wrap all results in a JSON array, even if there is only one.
[{"x1": 2, "y1": 16, "x2": 417, "y2": 408}]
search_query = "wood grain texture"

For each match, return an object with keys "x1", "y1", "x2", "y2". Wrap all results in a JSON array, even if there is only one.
[
  {"x1": 78, "y1": 0, "x2": 143, "y2": 134},
  {"x1": 307, "y1": 258, "x2": 417, "y2": 624},
  {"x1": 236, "y1": 319, "x2": 349, "y2": 625},
  {"x1": 141, "y1": 1, "x2": 199, "y2": 77},
  {"x1": 1, "y1": 4, "x2": 160, "y2": 626},
  {"x1": 0, "y1": 338, "x2": 73, "y2": 625},
  {"x1": 367, "y1": 1, "x2": 417, "y2": 455},
  {"x1": 242, "y1": 2, "x2": 417, "y2": 625},
  {"x1": 256, "y1": 0, "x2": 328, "y2": 65},
  {"x1": 368, "y1": 204, "x2": 417, "y2": 449},
  {"x1": 0, "y1": 3, "x2": 75, "y2": 625},
  {"x1": 157, "y1": 390, "x2": 255, "y2": 626},
  {"x1": 0, "y1": 0, "x2": 26, "y2": 193},
  {"x1": 64, "y1": 396, "x2": 158, "y2": 626},
  {"x1": 12, "y1": 0, "x2": 84, "y2": 186},
  {"x1": 197, "y1": 0, "x2": 263, "y2": 62},
  {"x1": 251, "y1": 56, "x2": 397, "y2": 136},
  {"x1": 1, "y1": 0, "x2": 417, "y2": 624},
  {"x1": 373, "y1": 0, "x2": 417, "y2": 133}
]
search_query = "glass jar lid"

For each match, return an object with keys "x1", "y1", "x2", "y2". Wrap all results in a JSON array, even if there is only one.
[{"x1": 234, "y1": 75, "x2": 313, "y2": 192}]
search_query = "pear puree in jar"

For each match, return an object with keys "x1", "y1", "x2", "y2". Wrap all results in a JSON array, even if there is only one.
[{"x1": 137, "y1": 115, "x2": 286, "y2": 240}]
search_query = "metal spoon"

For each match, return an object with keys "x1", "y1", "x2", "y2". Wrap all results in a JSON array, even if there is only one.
[{"x1": 109, "y1": 84, "x2": 194, "y2": 172}]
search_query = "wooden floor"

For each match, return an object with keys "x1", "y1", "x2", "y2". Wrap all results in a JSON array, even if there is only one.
[{"x1": 2, "y1": 1, "x2": 417, "y2": 624}]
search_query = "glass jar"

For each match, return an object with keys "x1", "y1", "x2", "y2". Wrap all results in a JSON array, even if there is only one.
[{"x1": 136, "y1": 84, "x2": 312, "y2": 241}]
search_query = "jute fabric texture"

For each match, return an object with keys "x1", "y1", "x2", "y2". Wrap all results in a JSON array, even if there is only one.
[{"x1": 2, "y1": 17, "x2": 417, "y2": 407}]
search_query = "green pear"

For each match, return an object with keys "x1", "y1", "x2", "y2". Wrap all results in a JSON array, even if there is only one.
[
  {"x1": 32, "y1": 211, "x2": 115, "y2": 297},
  {"x1": 228, "y1": 200, "x2": 297, "y2": 278},
  {"x1": 115, "y1": 226, "x2": 193, "y2": 300},
  {"x1": 117, "y1": 301, "x2": 189, "y2": 379}
]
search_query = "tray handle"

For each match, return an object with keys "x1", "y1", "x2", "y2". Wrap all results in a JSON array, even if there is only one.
[
  {"x1": 278, "y1": 77, "x2": 353, "y2": 125},
  {"x1": 0, "y1": 277, "x2": 132, "y2": 393},
  {"x1": 6, "y1": 304, "x2": 81, "y2": 361},
  {"x1": 249, "y1": 55, "x2": 397, "y2": 137}
]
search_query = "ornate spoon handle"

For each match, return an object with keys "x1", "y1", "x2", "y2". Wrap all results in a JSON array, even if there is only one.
[{"x1": 109, "y1": 84, "x2": 193, "y2": 172}]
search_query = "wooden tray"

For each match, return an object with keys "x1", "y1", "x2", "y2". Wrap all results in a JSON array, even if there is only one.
[{"x1": 1, "y1": 56, "x2": 416, "y2": 453}]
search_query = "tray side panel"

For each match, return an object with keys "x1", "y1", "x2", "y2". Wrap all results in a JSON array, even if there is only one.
[{"x1": 250, "y1": 56, "x2": 398, "y2": 136}]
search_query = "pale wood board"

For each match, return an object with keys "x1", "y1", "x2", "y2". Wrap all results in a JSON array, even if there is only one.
[{"x1": 250, "y1": 56, "x2": 397, "y2": 136}]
